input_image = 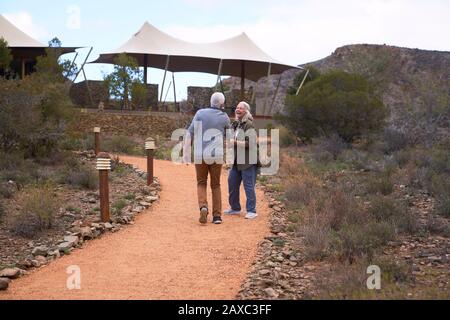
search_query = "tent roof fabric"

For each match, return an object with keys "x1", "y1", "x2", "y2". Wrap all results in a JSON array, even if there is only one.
[
  {"x1": 0, "y1": 15, "x2": 79, "y2": 58},
  {"x1": 0, "y1": 15, "x2": 45, "y2": 47},
  {"x1": 92, "y1": 22, "x2": 300, "y2": 81}
]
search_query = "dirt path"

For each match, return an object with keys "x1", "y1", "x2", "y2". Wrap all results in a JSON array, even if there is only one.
[{"x1": 0, "y1": 157, "x2": 270, "y2": 300}]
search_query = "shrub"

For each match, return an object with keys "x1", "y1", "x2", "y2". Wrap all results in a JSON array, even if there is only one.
[
  {"x1": 382, "y1": 128, "x2": 410, "y2": 153},
  {"x1": 0, "y1": 201, "x2": 5, "y2": 222},
  {"x1": 365, "y1": 172, "x2": 394, "y2": 195},
  {"x1": 59, "y1": 164, "x2": 98, "y2": 190},
  {"x1": 314, "y1": 134, "x2": 348, "y2": 160},
  {"x1": 297, "y1": 200, "x2": 331, "y2": 261},
  {"x1": 10, "y1": 185, "x2": 59, "y2": 238},
  {"x1": 280, "y1": 70, "x2": 388, "y2": 142},
  {"x1": 112, "y1": 198, "x2": 127, "y2": 215},
  {"x1": 368, "y1": 196, "x2": 418, "y2": 233},
  {"x1": 103, "y1": 135, "x2": 139, "y2": 154},
  {"x1": 278, "y1": 126, "x2": 296, "y2": 147},
  {"x1": 124, "y1": 192, "x2": 135, "y2": 200},
  {"x1": 284, "y1": 179, "x2": 317, "y2": 207}
]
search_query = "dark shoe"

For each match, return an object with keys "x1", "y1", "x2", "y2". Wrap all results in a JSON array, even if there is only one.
[
  {"x1": 212, "y1": 216, "x2": 222, "y2": 224},
  {"x1": 199, "y1": 207, "x2": 208, "y2": 224}
]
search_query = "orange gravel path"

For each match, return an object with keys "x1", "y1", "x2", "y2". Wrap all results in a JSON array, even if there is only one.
[{"x1": 0, "y1": 156, "x2": 270, "y2": 300}]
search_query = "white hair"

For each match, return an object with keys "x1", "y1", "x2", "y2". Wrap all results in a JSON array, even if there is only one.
[
  {"x1": 237, "y1": 101, "x2": 253, "y2": 122},
  {"x1": 210, "y1": 92, "x2": 225, "y2": 109}
]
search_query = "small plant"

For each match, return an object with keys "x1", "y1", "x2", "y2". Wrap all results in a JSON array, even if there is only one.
[
  {"x1": 124, "y1": 192, "x2": 136, "y2": 200},
  {"x1": 112, "y1": 198, "x2": 127, "y2": 215},
  {"x1": 272, "y1": 238, "x2": 286, "y2": 247}
]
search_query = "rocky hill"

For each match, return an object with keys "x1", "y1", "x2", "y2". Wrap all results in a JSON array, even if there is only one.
[{"x1": 225, "y1": 44, "x2": 450, "y2": 141}]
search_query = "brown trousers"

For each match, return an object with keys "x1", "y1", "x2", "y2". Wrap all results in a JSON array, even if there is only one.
[{"x1": 195, "y1": 162, "x2": 222, "y2": 217}]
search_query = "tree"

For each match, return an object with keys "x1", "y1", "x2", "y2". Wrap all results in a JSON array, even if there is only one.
[
  {"x1": 0, "y1": 37, "x2": 12, "y2": 72},
  {"x1": 286, "y1": 65, "x2": 321, "y2": 95},
  {"x1": 278, "y1": 70, "x2": 388, "y2": 142},
  {"x1": 48, "y1": 37, "x2": 62, "y2": 48},
  {"x1": 104, "y1": 53, "x2": 145, "y2": 110}
]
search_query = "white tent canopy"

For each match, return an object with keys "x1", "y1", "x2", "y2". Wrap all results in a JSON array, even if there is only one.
[
  {"x1": 92, "y1": 22, "x2": 300, "y2": 81},
  {"x1": 0, "y1": 14, "x2": 45, "y2": 47},
  {"x1": 1, "y1": 14, "x2": 79, "y2": 78}
]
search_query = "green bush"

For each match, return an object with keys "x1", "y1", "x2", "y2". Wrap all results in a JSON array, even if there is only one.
[
  {"x1": 112, "y1": 198, "x2": 127, "y2": 215},
  {"x1": 279, "y1": 70, "x2": 388, "y2": 142},
  {"x1": 278, "y1": 126, "x2": 296, "y2": 147}
]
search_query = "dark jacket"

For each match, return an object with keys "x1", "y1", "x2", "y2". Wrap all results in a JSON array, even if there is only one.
[{"x1": 231, "y1": 118, "x2": 261, "y2": 171}]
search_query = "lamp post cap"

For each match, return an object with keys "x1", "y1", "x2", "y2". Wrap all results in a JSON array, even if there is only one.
[{"x1": 97, "y1": 152, "x2": 110, "y2": 159}]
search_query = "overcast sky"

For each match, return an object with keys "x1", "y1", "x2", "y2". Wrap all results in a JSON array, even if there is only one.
[{"x1": 2, "y1": 0, "x2": 449, "y2": 100}]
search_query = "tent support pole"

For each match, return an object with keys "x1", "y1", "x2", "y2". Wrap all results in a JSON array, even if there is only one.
[
  {"x1": 163, "y1": 81, "x2": 172, "y2": 110},
  {"x1": 67, "y1": 52, "x2": 79, "y2": 80},
  {"x1": 262, "y1": 63, "x2": 272, "y2": 115},
  {"x1": 216, "y1": 59, "x2": 223, "y2": 87},
  {"x1": 240, "y1": 60, "x2": 245, "y2": 101},
  {"x1": 159, "y1": 55, "x2": 170, "y2": 110},
  {"x1": 296, "y1": 69, "x2": 309, "y2": 96},
  {"x1": 268, "y1": 73, "x2": 282, "y2": 115},
  {"x1": 143, "y1": 54, "x2": 148, "y2": 84},
  {"x1": 21, "y1": 59, "x2": 25, "y2": 79},
  {"x1": 172, "y1": 72, "x2": 178, "y2": 112},
  {"x1": 82, "y1": 68, "x2": 94, "y2": 107},
  {"x1": 73, "y1": 47, "x2": 93, "y2": 83}
]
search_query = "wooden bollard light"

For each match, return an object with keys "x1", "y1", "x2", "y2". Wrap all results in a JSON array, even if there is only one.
[
  {"x1": 96, "y1": 152, "x2": 111, "y2": 223},
  {"x1": 145, "y1": 137, "x2": 156, "y2": 186},
  {"x1": 94, "y1": 127, "x2": 101, "y2": 156}
]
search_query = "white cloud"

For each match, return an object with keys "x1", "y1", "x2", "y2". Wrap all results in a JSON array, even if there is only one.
[
  {"x1": 166, "y1": 0, "x2": 450, "y2": 65},
  {"x1": 3, "y1": 11, "x2": 50, "y2": 42}
]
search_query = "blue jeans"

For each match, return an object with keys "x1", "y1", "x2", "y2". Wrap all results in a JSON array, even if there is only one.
[{"x1": 228, "y1": 165, "x2": 257, "y2": 213}]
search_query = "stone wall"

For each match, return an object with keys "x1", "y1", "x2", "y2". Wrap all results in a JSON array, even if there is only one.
[
  {"x1": 70, "y1": 81, "x2": 159, "y2": 110},
  {"x1": 187, "y1": 86, "x2": 253, "y2": 112},
  {"x1": 69, "y1": 80, "x2": 109, "y2": 107},
  {"x1": 71, "y1": 111, "x2": 191, "y2": 138},
  {"x1": 187, "y1": 86, "x2": 214, "y2": 110}
]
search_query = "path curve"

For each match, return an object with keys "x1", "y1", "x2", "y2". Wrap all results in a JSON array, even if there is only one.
[{"x1": 0, "y1": 157, "x2": 270, "y2": 300}]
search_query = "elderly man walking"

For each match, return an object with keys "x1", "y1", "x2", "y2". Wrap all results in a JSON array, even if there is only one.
[{"x1": 183, "y1": 92, "x2": 230, "y2": 225}]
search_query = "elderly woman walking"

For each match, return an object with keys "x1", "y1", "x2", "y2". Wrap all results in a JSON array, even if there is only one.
[{"x1": 224, "y1": 101, "x2": 260, "y2": 219}]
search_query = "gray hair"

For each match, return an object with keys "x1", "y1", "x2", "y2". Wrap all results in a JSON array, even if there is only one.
[
  {"x1": 210, "y1": 92, "x2": 225, "y2": 109},
  {"x1": 237, "y1": 101, "x2": 253, "y2": 122}
]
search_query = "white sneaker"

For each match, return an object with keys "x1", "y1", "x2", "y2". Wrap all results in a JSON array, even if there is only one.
[
  {"x1": 224, "y1": 208, "x2": 241, "y2": 215},
  {"x1": 245, "y1": 212, "x2": 258, "y2": 219}
]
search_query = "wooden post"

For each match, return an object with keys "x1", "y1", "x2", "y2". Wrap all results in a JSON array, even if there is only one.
[
  {"x1": 94, "y1": 127, "x2": 101, "y2": 156},
  {"x1": 240, "y1": 60, "x2": 245, "y2": 101},
  {"x1": 145, "y1": 138, "x2": 156, "y2": 185},
  {"x1": 96, "y1": 152, "x2": 111, "y2": 223}
]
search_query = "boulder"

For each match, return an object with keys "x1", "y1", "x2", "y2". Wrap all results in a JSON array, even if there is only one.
[
  {"x1": 0, "y1": 278, "x2": 9, "y2": 290},
  {"x1": 63, "y1": 235, "x2": 79, "y2": 246},
  {"x1": 80, "y1": 226, "x2": 93, "y2": 239},
  {"x1": 0, "y1": 267, "x2": 22, "y2": 279},
  {"x1": 32, "y1": 246, "x2": 49, "y2": 257}
]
